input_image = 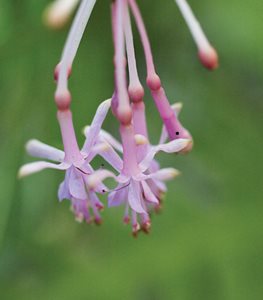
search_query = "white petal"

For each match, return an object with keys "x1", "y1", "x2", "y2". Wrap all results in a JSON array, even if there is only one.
[
  {"x1": 68, "y1": 168, "x2": 87, "y2": 200},
  {"x1": 83, "y1": 99, "x2": 112, "y2": 153},
  {"x1": 99, "y1": 129, "x2": 123, "y2": 153},
  {"x1": 139, "y1": 139, "x2": 191, "y2": 172},
  {"x1": 97, "y1": 144, "x2": 123, "y2": 171},
  {"x1": 141, "y1": 181, "x2": 159, "y2": 204},
  {"x1": 26, "y1": 139, "x2": 65, "y2": 162},
  {"x1": 85, "y1": 169, "x2": 116, "y2": 189},
  {"x1": 128, "y1": 180, "x2": 145, "y2": 214},
  {"x1": 18, "y1": 161, "x2": 69, "y2": 178},
  {"x1": 145, "y1": 168, "x2": 180, "y2": 181}
]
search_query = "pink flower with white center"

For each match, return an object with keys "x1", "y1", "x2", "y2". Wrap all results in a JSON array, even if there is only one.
[{"x1": 19, "y1": 99, "x2": 115, "y2": 223}]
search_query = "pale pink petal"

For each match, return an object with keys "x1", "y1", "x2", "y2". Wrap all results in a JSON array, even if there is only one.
[
  {"x1": 141, "y1": 181, "x2": 159, "y2": 204},
  {"x1": 97, "y1": 145, "x2": 123, "y2": 171},
  {"x1": 99, "y1": 129, "x2": 123, "y2": 152},
  {"x1": 108, "y1": 184, "x2": 128, "y2": 207},
  {"x1": 85, "y1": 142, "x2": 123, "y2": 171},
  {"x1": 128, "y1": 180, "x2": 146, "y2": 214},
  {"x1": 18, "y1": 161, "x2": 69, "y2": 178},
  {"x1": 144, "y1": 168, "x2": 180, "y2": 181},
  {"x1": 139, "y1": 139, "x2": 190, "y2": 172},
  {"x1": 26, "y1": 139, "x2": 65, "y2": 162},
  {"x1": 58, "y1": 169, "x2": 71, "y2": 201},
  {"x1": 85, "y1": 169, "x2": 116, "y2": 190},
  {"x1": 68, "y1": 168, "x2": 87, "y2": 200},
  {"x1": 83, "y1": 99, "x2": 111, "y2": 153},
  {"x1": 150, "y1": 178, "x2": 167, "y2": 193}
]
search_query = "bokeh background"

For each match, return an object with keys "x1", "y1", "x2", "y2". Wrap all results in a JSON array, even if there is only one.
[{"x1": 0, "y1": 0, "x2": 263, "y2": 299}]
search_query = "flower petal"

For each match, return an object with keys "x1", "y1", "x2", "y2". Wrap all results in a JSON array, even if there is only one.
[
  {"x1": 99, "y1": 129, "x2": 123, "y2": 153},
  {"x1": 141, "y1": 181, "x2": 159, "y2": 204},
  {"x1": 128, "y1": 180, "x2": 146, "y2": 214},
  {"x1": 139, "y1": 139, "x2": 190, "y2": 172},
  {"x1": 83, "y1": 98, "x2": 111, "y2": 153},
  {"x1": 97, "y1": 144, "x2": 123, "y2": 171},
  {"x1": 108, "y1": 184, "x2": 128, "y2": 207},
  {"x1": 68, "y1": 168, "x2": 87, "y2": 200},
  {"x1": 144, "y1": 168, "x2": 180, "y2": 181},
  {"x1": 85, "y1": 169, "x2": 116, "y2": 190},
  {"x1": 18, "y1": 161, "x2": 69, "y2": 178},
  {"x1": 26, "y1": 139, "x2": 65, "y2": 162}
]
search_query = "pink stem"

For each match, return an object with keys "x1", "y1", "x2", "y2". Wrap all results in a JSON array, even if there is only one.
[
  {"x1": 114, "y1": 0, "x2": 132, "y2": 125},
  {"x1": 57, "y1": 110, "x2": 82, "y2": 163},
  {"x1": 124, "y1": 4, "x2": 148, "y2": 160},
  {"x1": 120, "y1": 124, "x2": 140, "y2": 176},
  {"x1": 128, "y1": 0, "x2": 191, "y2": 140},
  {"x1": 112, "y1": 1, "x2": 140, "y2": 175}
]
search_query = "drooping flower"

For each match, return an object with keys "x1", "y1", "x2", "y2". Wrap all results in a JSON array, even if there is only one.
[
  {"x1": 101, "y1": 0, "x2": 192, "y2": 236},
  {"x1": 83, "y1": 119, "x2": 190, "y2": 235},
  {"x1": 20, "y1": 0, "x2": 219, "y2": 235},
  {"x1": 19, "y1": 99, "x2": 116, "y2": 223}
]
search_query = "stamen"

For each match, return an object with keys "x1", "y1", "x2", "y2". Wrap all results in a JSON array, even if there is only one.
[
  {"x1": 175, "y1": 0, "x2": 218, "y2": 70},
  {"x1": 132, "y1": 211, "x2": 140, "y2": 237},
  {"x1": 123, "y1": 202, "x2": 130, "y2": 224}
]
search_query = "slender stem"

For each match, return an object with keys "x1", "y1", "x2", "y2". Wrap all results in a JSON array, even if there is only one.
[
  {"x1": 56, "y1": 0, "x2": 97, "y2": 96},
  {"x1": 129, "y1": 0, "x2": 191, "y2": 140},
  {"x1": 114, "y1": 0, "x2": 132, "y2": 124},
  {"x1": 175, "y1": 0, "x2": 218, "y2": 69},
  {"x1": 128, "y1": 0, "x2": 156, "y2": 78}
]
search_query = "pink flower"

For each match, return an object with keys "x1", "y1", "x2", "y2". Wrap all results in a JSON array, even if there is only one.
[
  {"x1": 19, "y1": 99, "x2": 116, "y2": 223},
  {"x1": 107, "y1": 129, "x2": 190, "y2": 236}
]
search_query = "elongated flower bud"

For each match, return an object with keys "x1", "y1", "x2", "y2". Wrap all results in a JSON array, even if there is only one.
[{"x1": 175, "y1": 0, "x2": 218, "y2": 70}]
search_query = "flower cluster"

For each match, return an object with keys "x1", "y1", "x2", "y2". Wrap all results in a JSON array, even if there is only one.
[{"x1": 20, "y1": 0, "x2": 218, "y2": 236}]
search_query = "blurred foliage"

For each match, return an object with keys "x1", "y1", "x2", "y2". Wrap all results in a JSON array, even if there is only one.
[{"x1": 0, "y1": 0, "x2": 263, "y2": 299}]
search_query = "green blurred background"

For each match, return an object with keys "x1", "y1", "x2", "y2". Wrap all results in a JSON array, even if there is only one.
[{"x1": 0, "y1": 0, "x2": 262, "y2": 299}]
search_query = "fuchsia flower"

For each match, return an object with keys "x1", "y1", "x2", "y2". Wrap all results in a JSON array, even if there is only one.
[
  {"x1": 20, "y1": 0, "x2": 218, "y2": 235},
  {"x1": 19, "y1": 99, "x2": 115, "y2": 223}
]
